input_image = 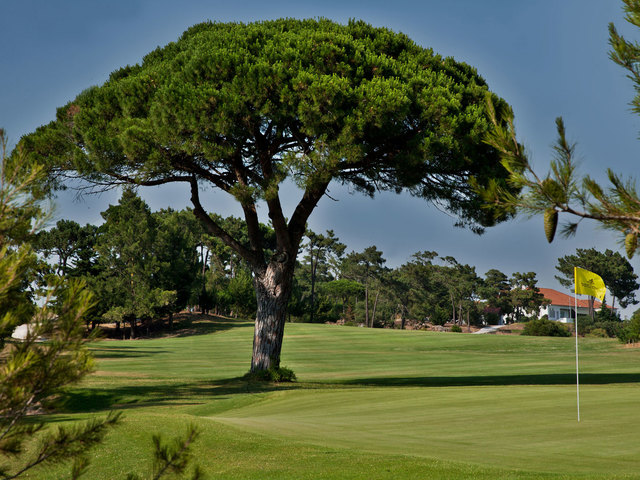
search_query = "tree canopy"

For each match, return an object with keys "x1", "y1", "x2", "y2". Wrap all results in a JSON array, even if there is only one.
[
  {"x1": 19, "y1": 18, "x2": 517, "y2": 372},
  {"x1": 23, "y1": 18, "x2": 515, "y2": 251}
]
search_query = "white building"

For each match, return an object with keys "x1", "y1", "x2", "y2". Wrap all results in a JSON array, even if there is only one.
[{"x1": 537, "y1": 288, "x2": 613, "y2": 323}]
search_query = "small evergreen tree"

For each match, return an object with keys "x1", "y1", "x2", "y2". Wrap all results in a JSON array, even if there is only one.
[
  {"x1": 508, "y1": 272, "x2": 548, "y2": 323},
  {"x1": 96, "y1": 189, "x2": 177, "y2": 338},
  {"x1": 341, "y1": 246, "x2": 386, "y2": 327},
  {"x1": 0, "y1": 130, "x2": 119, "y2": 479},
  {"x1": 619, "y1": 308, "x2": 640, "y2": 343}
]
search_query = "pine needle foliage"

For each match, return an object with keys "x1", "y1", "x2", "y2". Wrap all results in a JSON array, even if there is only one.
[
  {"x1": 478, "y1": 0, "x2": 640, "y2": 258},
  {"x1": 0, "y1": 130, "x2": 121, "y2": 479},
  {"x1": 126, "y1": 425, "x2": 204, "y2": 480}
]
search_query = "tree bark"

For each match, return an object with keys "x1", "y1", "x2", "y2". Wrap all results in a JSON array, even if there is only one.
[
  {"x1": 310, "y1": 249, "x2": 317, "y2": 323},
  {"x1": 450, "y1": 293, "x2": 456, "y2": 323},
  {"x1": 128, "y1": 317, "x2": 136, "y2": 339},
  {"x1": 250, "y1": 259, "x2": 295, "y2": 372},
  {"x1": 371, "y1": 289, "x2": 380, "y2": 328},
  {"x1": 364, "y1": 281, "x2": 370, "y2": 327}
]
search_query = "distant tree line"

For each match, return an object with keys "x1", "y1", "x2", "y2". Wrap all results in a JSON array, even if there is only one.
[{"x1": 35, "y1": 189, "x2": 617, "y2": 336}]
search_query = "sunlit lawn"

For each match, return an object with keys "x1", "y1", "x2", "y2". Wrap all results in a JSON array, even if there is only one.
[{"x1": 22, "y1": 317, "x2": 640, "y2": 479}]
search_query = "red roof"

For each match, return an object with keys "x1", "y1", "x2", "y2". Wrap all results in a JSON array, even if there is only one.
[{"x1": 538, "y1": 288, "x2": 604, "y2": 309}]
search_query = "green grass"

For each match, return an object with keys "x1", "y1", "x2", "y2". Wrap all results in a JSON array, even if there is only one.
[{"x1": 19, "y1": 318, "x2": 640, "y2": 479}]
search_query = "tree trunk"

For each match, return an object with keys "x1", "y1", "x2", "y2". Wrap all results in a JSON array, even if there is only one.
[
  {"x1": 450, "y1": 293, "x2": 456, "y2": 323},
  {"x1": 364, "y1": 282, "x2": 370, "y2": 327},
  {"x1": 310, "y1": 251, "x2": 317, "y2": 323},
  {"x1": 250, "y1": 260, "x2": 295, "y2": 373},
  {"x1": 199, "y1": 246, "x2": 209, "y2": 313},
  {"x1": 129, "y1": 317, "x2": 136, "y2": 339},
  {"x1": 371, "y1": 289, "x2": 380, "y2": 328}
]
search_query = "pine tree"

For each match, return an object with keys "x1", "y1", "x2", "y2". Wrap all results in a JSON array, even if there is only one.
[{"x1": 0, "y1": 129, "x2": 120, "y2": 479}]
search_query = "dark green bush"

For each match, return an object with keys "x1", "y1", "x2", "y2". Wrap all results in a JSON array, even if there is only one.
[
  {"x1": 576, "y1": 311, "x2": 623, "y2": 338},
  {"x1": 522, "y1": 318, "x2": 571, "y2": 337},
  {"x1": 450, "y1": 324, "x2": 462, "y2": 333},
  {"x1": 575, "y1": 314, "x2": 594, "y2": 335},
  {"x1": 586, "y1": 328, "x2": 608, "y2": 338},
  {"x1": 593, "y1": 320, "x2": 624, "y2": 338},
  {"x1": 245, "y1": 366, "x2": 297, "y2": 383},
  {"x1": 619, "y1": 312, "x2": 640, "y2": 343},
  {"x1": 423, "y1": 306, "x2": 449, "y2": 326}
]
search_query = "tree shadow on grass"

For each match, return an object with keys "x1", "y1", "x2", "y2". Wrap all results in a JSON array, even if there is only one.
[
  {"x1": 56, "y1": 372, "x2": 640, "y2": 417},
  {"x1": 340, "y1": 372, "x2": 640, "y2": 388},
  {"x1": 59, "y1": 377, "x2": 302, "y2": 414},
  {"x1": 95, "y1": 313, "x2": 253, "y2": 341},
  {"x1": 90, "y1": 347, "x2": 172, "y2": 359},
  {"x1": 167, "y1": 315, "x2": 253, "y2": 338}
]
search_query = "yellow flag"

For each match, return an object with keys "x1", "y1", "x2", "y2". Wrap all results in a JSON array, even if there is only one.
[{"x1": 574, "y1": 267, "x2": 606, "y2": 301}]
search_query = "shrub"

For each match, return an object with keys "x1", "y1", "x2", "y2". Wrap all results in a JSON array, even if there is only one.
[
  {"x1": 484, "y1": 311, "x2": 501, "y2": 325},
  {"x1": 522, "y1": 318, "x2": 571, "y2": 337},
  {"x1": 593, "y1": 320, "x2": 624, "y2": 338},
  {"x1": 313, "y1": 296, "x2": 342, "y2": 324},
  {"x1": 433, "y1": 308, "x2": 450, "y2": 326},
  {"x1": 450, "y1": 324, "x2": 462, "y2": 333},
  {"x1": 576, "y1": 314, "x2": 595, "y2": 335},
  {"x1": 619, "y1": 312, "x2": 640, "y2": 343},
  {"x1": 245, "y1": 366, "x2": 297, "y2": 383},
  {"x1": 586, "y1": 328, "x2": 608, "y2": 338}
]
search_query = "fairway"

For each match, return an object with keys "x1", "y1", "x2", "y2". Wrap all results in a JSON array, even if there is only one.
[{"x1": 31, "y1": 318, "x2": 640, "y2": 479}]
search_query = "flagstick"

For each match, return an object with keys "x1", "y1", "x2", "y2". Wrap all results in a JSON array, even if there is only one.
[
  {"x1": 573, "y1": 266, "x2": 606, "y2": 423},
  {"x1": 575, "y1": 292, "x2": 580, "y2": 423}
]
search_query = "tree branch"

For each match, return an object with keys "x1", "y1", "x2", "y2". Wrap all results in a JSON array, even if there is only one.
[
  {"x1": 188, "y1": 177, "x2": 263, "y2": 267},
  {"x1": 108, "y1": 172, "x2": 192, "y2": 187},
  {"x1": 228, "y1": 152, "x2": 264, "y2": 260},
  {"x1": 288, "y1": 181, "x2": 331, "y2": 250},
  {"x1": 171, "y1": 155, "x2": 236, "y2": 192}
]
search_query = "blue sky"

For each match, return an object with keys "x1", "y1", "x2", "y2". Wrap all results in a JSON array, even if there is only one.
[{"x1": 2, "y1": 1, "x2": 640, "y2": 315}]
